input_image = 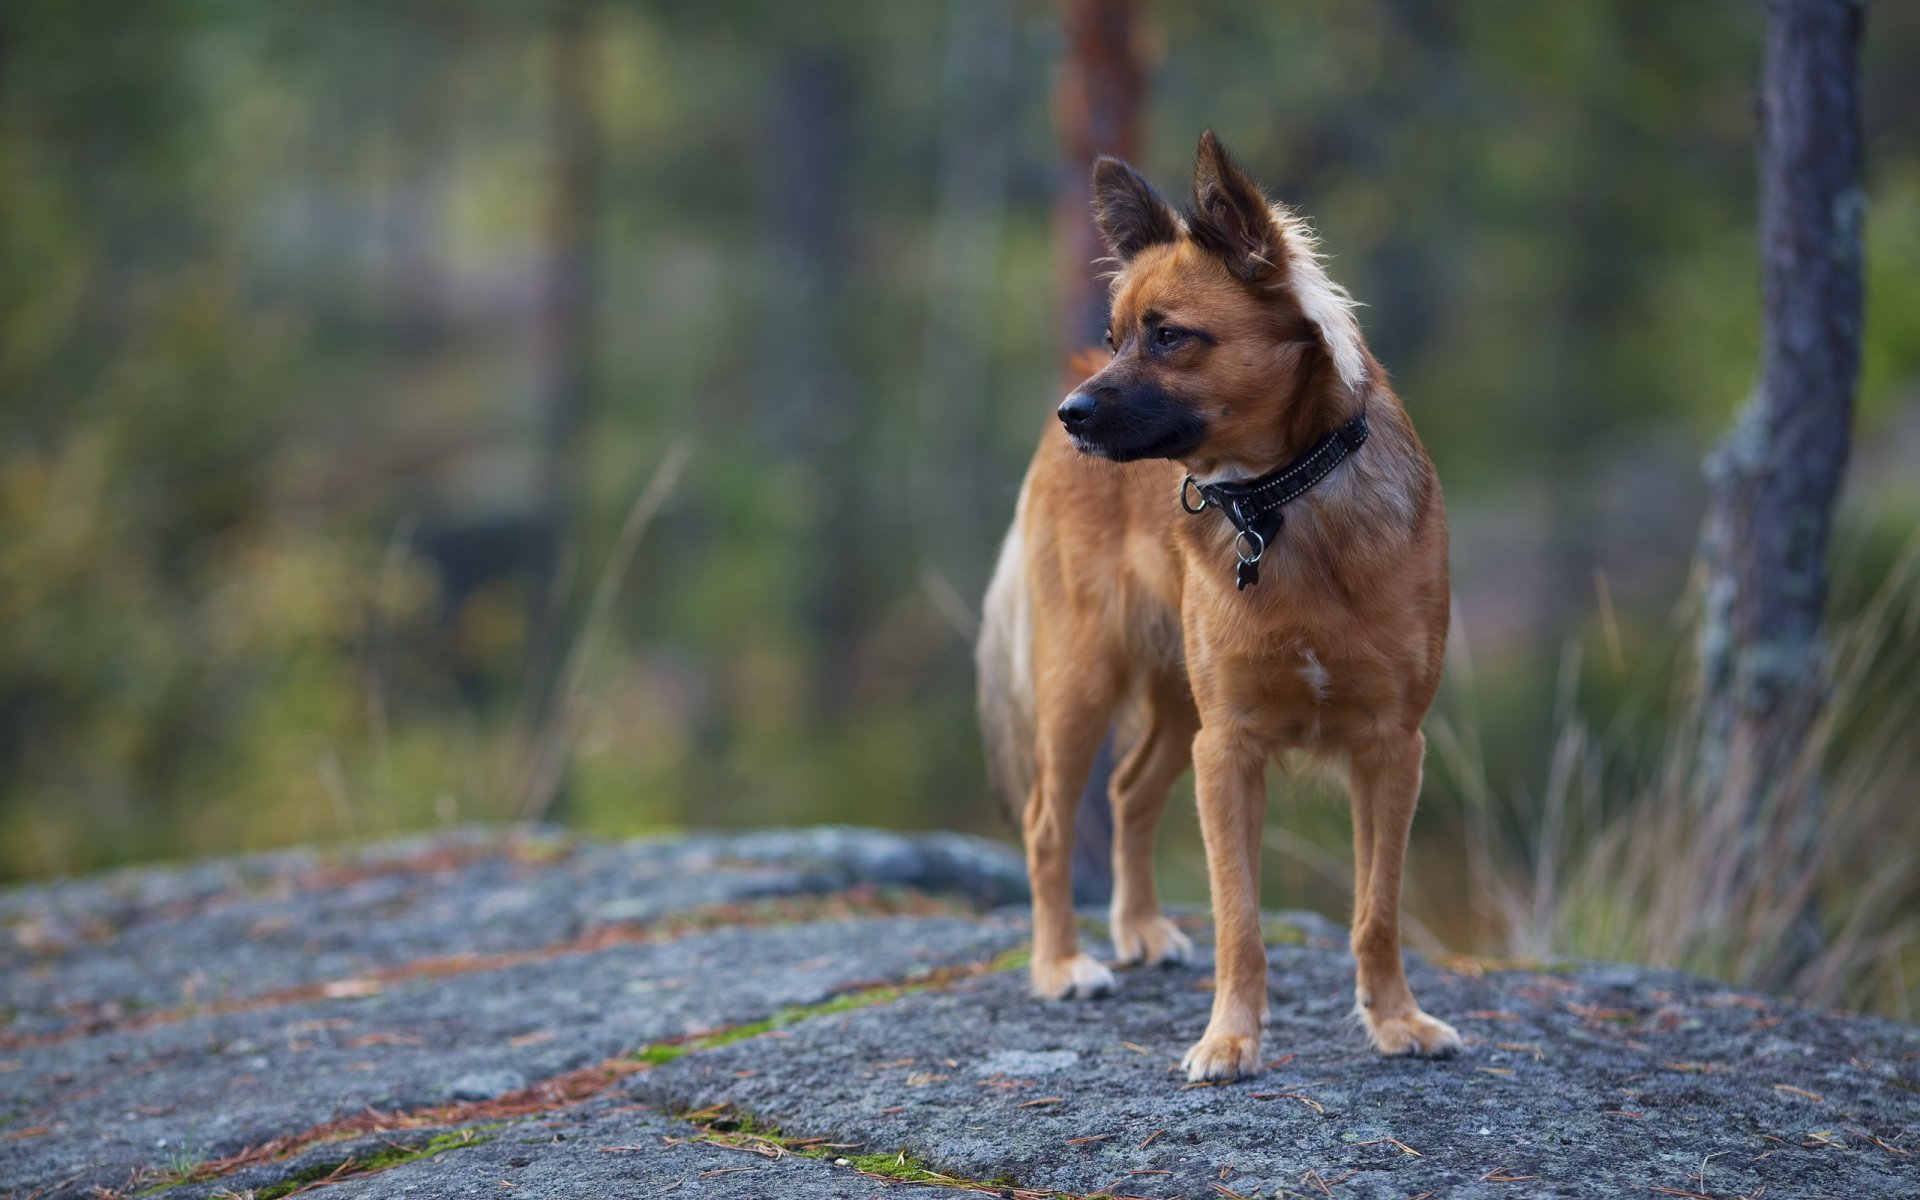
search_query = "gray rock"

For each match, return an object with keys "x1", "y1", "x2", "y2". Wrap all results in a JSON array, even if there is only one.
[
  {"x1": 2, "y1": 829, "x2": 1915, "y2": 1200},
  {"x1": 443, "y1": 1069, "x2": 527, "y2": 1101}
]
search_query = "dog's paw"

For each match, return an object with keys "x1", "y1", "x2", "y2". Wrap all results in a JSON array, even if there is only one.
[
  {"x1": 1180, "y1": 1032, "x2": 1260, "y2": 1082},
  {"x1": 1110, "y1": 913, "x2": 1194, "y2": 967},
  {"x1": 1030, "y1": 952, "x2": 1116, "y2": 1000},
  {"x1": 1363, "y1": 1008, "x2": 1463, "y2": 1058}
]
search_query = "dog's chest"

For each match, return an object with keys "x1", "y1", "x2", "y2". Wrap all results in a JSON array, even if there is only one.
[
  {"x1": 1198, "y1": 621, "x2": 1406, "y2": 749},
  {"x1": 1249, "y1": 635, "x2": 1337, "y2": 706}
]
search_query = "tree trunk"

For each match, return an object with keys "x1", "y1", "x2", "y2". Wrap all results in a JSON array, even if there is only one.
[
  {"x1": 1053, "y1": 0, "x2": 1146, "y2": 350},
  {"x1": 916, "y1": 0, "x2": 1014, "y2": 583},
  {"x1": 1052, "y1": 0, "x2": 1148, "y2": 900},
  {"x1": 760, "y1": 45, "x2": 859, "y2": 719},
  {"x1": 522, "y1": 0, "x2": 602, "y2": 817},
  {"x1": 1696, "y1": 0, "x2": 1863, "y2": 959}
]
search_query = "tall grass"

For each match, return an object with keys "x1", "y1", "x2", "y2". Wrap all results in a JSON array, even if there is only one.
[
  {"x1": 507, "y1": 439, "x2": 692, "y2": 822},
  {"x1": 1435, "y1": 536, "x2": 1920, "y2": 1020}
]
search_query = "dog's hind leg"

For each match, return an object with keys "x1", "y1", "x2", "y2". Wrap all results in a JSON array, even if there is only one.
[
  {"x1": 1025, "y1": 657, "x2": 1121, "y2": 1000},
  {"x1": 1348, "y1": 731, "x2": 1461, "y2": 1056},
  {"x1": 1109, "y1": 676, "x2": 1198, "y2": 968}
]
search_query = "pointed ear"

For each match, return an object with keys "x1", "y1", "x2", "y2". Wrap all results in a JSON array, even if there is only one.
[
  {"x1": 1090, "y1": 156, "x2": 1180, "y2": 263},
  {"x1": 1187, "y1": 130, "x2": 1284, "y2": 284}
]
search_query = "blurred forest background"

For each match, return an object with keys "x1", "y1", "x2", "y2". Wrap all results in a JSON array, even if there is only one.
[{"x1": 3, "y1": 3, "x2": 1918, "y2": 1014}]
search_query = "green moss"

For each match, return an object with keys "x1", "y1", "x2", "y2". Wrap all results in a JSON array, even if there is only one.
[
  {"x1": 633, "y1": 992, "x2": 891, "y2": 1063},
  {"x1": 1260, "y1": 916, "x2": 1308, "y2": 945},
  {"x1": 250, "y1": 1160, "x2": 350, "y2": 1200},
  {"x1": 702, "y1": 1017, "x2": 778, "y2": 1047},
  {"x1": 140, "y1": 1126, "x2": 496, "y2": 1198},
  {"x1": 843, "y1": 1149, "x2": 943, "y2": 1182},
  {"x1": 675, "y1": 1105, "x2": 1031, "y2": 1194},
  {"x1": 633, "y1": 947, "x2": 1029, "y2": 1065},
  {"x1": 252, "y1": 1128, "x2": 494, "y2": 1199},
  {"x1": 991, "y1": 945, "x2": 1032, "y2": 972}
]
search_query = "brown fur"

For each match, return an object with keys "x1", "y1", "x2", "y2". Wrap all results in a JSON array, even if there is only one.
[{"x1": 977, "y1": 132, "x2": 1460, "y2": 1078}]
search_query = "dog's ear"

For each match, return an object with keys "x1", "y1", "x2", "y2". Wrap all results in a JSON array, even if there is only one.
[
  {"x1": 1187, "y1": 130, "x2": 1284, "y2": 285},
  {"x1": 1090, "y1": 156, "x2": 1180, "y2": 264}
]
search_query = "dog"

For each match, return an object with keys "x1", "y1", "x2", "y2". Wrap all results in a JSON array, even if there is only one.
[{"x1": 977, "y1": 131, "x2": 1460, "y2": 1081}]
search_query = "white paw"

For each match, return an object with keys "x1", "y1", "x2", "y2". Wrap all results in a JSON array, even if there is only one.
[
  {"x1": 1181, "y1": 1031, "x2": 1260, "y2": 1082},
  {"x1": 1363, "y1": 1008, "x2": 1463, "y2": 1057},
  {"x1": 1110, "y1": 913, "x2": 1195, "y2": 967},
  {"x1": 1031, "y1": 952, "x2": 1116, "y2": 1000}
]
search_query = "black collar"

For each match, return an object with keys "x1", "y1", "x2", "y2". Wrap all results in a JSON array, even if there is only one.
[{"x1": 1179, "y1": 414, "x2": 1369, "y2": 590}]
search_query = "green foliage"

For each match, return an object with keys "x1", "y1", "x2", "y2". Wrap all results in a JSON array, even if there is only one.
[{"x1": 1, "y1": 2, "x2": 1916, "y2": 1015}]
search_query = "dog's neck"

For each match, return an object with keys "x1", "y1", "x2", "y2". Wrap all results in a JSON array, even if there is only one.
[{"x1": 1185, "y1": 378, "x2": 1368, "y2": 489}]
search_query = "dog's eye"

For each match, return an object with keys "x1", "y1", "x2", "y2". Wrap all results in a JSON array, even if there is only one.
[{"x1": 1155, "y1": 326, "x2": 1186, "y2": 348}]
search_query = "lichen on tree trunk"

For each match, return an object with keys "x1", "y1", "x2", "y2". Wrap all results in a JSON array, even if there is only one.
[{"x1": 1695, "y1": 0, "x2": 1864, "y2": 973}]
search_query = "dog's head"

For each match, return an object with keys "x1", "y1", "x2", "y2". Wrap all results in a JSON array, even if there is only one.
[{"x1": 1058, "y1": 131, "x2": 1368, "y2": 472}]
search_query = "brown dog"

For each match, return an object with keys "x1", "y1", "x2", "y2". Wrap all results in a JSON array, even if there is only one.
[{"x1": 977, "y1": 132, "x2": 1459, "y2": 1080}]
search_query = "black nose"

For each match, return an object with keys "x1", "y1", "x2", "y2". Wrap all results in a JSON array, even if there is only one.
[{"x1": 1057, "y1": 391, "x2": 1098, "y2": 429}]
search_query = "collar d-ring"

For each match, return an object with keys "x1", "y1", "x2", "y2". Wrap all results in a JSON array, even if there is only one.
[
  {"x1": 1180, "y1": 474, "x2": 1209, "y2": 514},
  {"x1": 1234, "y1": 527, "x2": 1265, "y2": 564}
]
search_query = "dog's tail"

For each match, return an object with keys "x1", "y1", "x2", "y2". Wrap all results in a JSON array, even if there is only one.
[{"x1": 977, "y1": 497, "x2": 1036, "y2": 828}]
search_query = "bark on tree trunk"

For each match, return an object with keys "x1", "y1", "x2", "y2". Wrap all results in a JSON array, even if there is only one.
[
  {"x1": 538, "y1": 0, "x2": 600, "y2": 590},
  {"x1": 761, "y1": 45, "x2": 859, "y2": 720},
  {"x1": 1053, "y1": 0, "x2": 1147, "y2": 900},
  {"x1": 1054, "y1": 0, "x2": 1146, "y2": 351},
  {"x1": 1696, "y1": 0, "x2": 1864, "y2": 959},
  {"x1": 522, "y1": 0, "x2": 602, "y2": 817}
]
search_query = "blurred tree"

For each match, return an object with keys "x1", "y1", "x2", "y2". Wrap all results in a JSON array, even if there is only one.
[
  {"x1": 1052, "y1": 0, "x2": 1150, "y2": 901},
  {"x1": 761, "y1": 30, "x2": 860, "y2": 720},
  {"x1": 520, "y1": 0, "x2": 606, "y2": 819},
  {"x1": 1696, "y1": 0, "x2": 1863, "y2": 961},
  {"x1": 1054, "y1": 0, "x2": 1146, "y2": 352},
  {"x1": 915, "y1": 0, "x2": 1015, "y2": 583}
]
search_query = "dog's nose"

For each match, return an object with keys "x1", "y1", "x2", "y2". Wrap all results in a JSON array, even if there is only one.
[{"x1": 1057, "y1": 392, "x2": 1098, "y2": 429}]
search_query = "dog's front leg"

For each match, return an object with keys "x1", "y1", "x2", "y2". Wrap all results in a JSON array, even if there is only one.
[
  {"x1": 1349, "y1": 731, "x2": 1461, "y2": 1056},
  {"x1": 1024, "y1": 686, "x2": 1118, "y2": 1000},
  {"x1": 1181, "y1": 724, "x2": 1268, "y2": 1081}
]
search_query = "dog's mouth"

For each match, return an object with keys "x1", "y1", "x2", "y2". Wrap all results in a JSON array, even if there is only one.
[{"x1": 1068, "y1": 416, "x2": 1206, "y2": 463}]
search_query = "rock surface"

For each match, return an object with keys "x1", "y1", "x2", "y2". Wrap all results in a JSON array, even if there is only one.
[{"x1": 2, "y1": 829, "x2": 1915, "y2": 1198}]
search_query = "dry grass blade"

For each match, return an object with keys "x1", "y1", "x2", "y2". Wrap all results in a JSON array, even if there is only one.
[
  {"x1": 1443, "y1": 533, "x2": 1920, "y2": 1020},
  {"x1": 1845, "y1": 1127, "x2": 1907, "y2": 1155},
  {"x1": 1247, "y1": 1091, "x2": 1325, "y2": 1114},
  {"x1": 515, "y1": 438, "x2": 692, "y2": 821},
  {"x1": 1357, "y1": 1136, "x2": 1420, "y2": 1157}
]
